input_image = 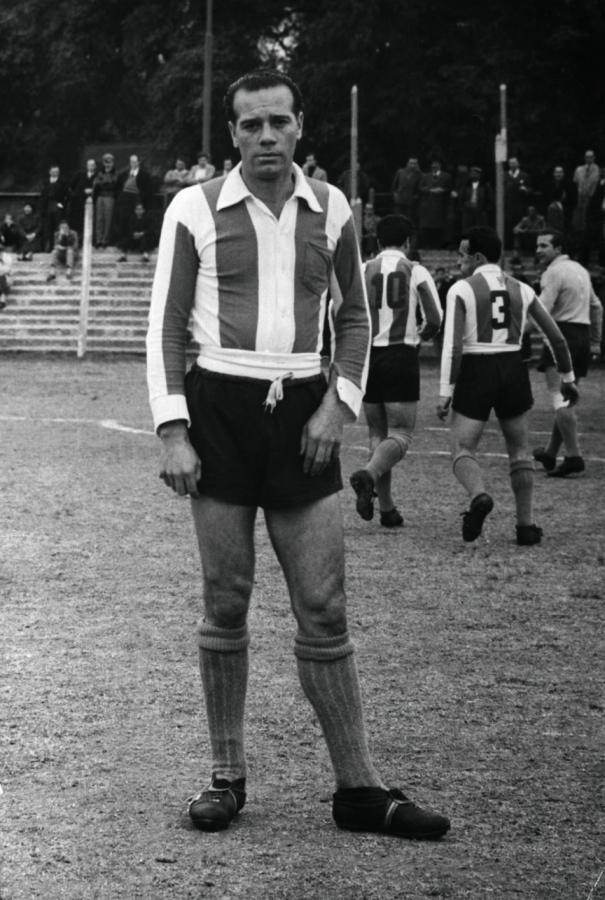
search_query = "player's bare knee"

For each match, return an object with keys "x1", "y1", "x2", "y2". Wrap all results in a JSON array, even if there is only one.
[
  {"x1": 295, "y1": 589, "x2": 347, "y2": 637},
  {"x1": 388, "y1": 431, "x2": 413, "y2": 459},
  {"x1": 202, "y1": 572, "x2": 252, "y2": 627}
]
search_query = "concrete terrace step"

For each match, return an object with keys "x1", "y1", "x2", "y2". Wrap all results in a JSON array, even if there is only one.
[{"x1": 1, "y1": 251, "x2": 155, "y2": 354}]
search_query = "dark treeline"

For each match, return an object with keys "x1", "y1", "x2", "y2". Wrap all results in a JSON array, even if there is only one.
[{"x1": 0, "y1": 0, "x2": 603, "y2": 191}]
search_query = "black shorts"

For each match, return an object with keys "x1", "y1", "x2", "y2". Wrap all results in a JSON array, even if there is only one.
[
  {"x1": 363, "y1": 344, "x2": 420, "y2": 403},
  {"x1": 185, "y1": 366, "x2": 342, "y2": 509},
  {"x1": 452, "y1": 352, "x2": 533, "y2": 422},
  {"x1": 537, "y1": 321, "x2": 590, "y2": 378}
]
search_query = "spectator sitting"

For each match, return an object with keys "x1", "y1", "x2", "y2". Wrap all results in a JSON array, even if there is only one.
[
  {"x1": 46, "y1": 219, "x2": 78, "y2": 282},
  {"x1": 188, "y1": 152, "x2": 215, "y2": 184},
  {"x1": 0, "y1": 213, "x2": 24, "y2": 256},
  {"x1": 0, "y1": 249, "x2": 14, "y2": 309},
  {"x1": 117, "y1": 202, "x2": 154, "y2": 262},
  {"x1": 17, "y1": 203, "x2": 41, "y2": 260},
  {"x1": 162, "y1": 157, "x2": 190, "y2": 207},
  {"x1": 512, "y1": 205, "x2": 546, "y2": 260},
  {"x1": 216, "y1": 158, "x2": 234, "y2": 178}
]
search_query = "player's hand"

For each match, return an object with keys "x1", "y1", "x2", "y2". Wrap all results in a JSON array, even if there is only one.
[
  {"x1": 300, "y1": 389, "x2": 347, "y2": 476},
  {"x1": 561, "y1": 381, "x2": 579, "y2": 407},
  {"x1": 436, "y1": 396, "x2": 452, "y2": 420},
  {"x1": 158, "y1": 422, "x2": 202, "y2": 497}
]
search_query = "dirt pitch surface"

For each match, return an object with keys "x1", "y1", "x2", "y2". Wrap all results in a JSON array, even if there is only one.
[{"x1": 1, "y1": 354, "x2": 603, "y2": 900}]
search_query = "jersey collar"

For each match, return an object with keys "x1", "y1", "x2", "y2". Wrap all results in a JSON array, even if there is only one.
[{"x1": 216, "y1": 162, "x2": 323, "y2": 213}]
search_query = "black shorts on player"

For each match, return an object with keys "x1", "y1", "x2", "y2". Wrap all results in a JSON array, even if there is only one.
[
  {"x1": 363, "y1": 344, "x2": 420, "y2": 403},
  {"x1": 452, "y1": 352, "x2": 533, "y2": 422},
  {"x1": 185, "y1": 365, "x2": 342, "y2": 509}
]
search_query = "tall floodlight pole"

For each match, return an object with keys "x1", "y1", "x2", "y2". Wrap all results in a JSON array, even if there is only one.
[
  {"x1": 495, "y1": 83, "x2": 507, "y2": 252},
  {"x1": 350, "y1": 85, "x2": 363, "y2": 241},
  {"x1": 202, "y1": 0, "x2": 214, "y2": 156}
]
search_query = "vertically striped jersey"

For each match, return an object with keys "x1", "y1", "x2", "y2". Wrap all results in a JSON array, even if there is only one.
[
  {"x1": 439, "y1": 263, "x2": 573, "y2": 396},
  {"x1": 363, "y1": 249, "x2": 442, "y2": 347},
  {"x1": 146, "y1": 163, "x2": 371, "y2": 429}
]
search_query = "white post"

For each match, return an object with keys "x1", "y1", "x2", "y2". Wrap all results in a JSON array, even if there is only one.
[
  {"x1": 77, "y1": 196, "x2": 93, "y2": 358},
  {"x1": 495, "y1": 83, "x2": 507, "y2": 250},
  {"x1": 350, "y1": 85, "x2": 363, "y2": 242}
]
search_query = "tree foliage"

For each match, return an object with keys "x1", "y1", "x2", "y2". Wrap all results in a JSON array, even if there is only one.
[{"x1": 0, "y1": 0, "x2": 603, "y2": 190}]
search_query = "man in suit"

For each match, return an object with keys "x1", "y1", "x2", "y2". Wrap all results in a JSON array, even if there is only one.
[
  {"x1": 114, "y1": 154, "x2": 154, "y2": 257},
  {"x1": 40, "y1": 165, "x2": 70, "y2": 252}
]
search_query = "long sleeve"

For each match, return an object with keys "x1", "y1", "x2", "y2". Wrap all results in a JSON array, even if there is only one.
[
  {"x1": 528, "y1": 297, "x2": 574, "y2": 378},
  {"x1": 329, "y1": 213, "x2": 371, "y2": 416},
  {"x1": 439, "y1": 285, "x2": 466, "y2": 396},
  {"x1": 146, "y1": 203, "x2": 200, "y2": 430},
  {"x1": 589, "y1": 289, "x2": 603, "y2": 346},
  {"x1": 416, "y1": 269, "x2": 443, "y2": 341}
]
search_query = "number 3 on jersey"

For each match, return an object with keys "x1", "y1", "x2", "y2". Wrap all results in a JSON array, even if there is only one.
[{"x1": 490, "y1": 290, "x2": 511, "y2": 329}]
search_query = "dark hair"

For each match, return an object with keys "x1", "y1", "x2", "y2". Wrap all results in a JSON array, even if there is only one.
[
  {"x1": 376, "y1": 214, "x2": 414, "y2": 248},
  {"x1": 465, "y1": 226, "x2": 502, "y2": 262},
  {"x1": 537, "y1": 230, "x2": 566, "y2": 252},
  {"x1": 223, "y1": 69, "x2": 303, "y2": 122}
]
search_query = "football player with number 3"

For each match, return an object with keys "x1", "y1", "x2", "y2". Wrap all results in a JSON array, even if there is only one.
[
  {"x1": 350, "y1": 215, "x2": 442, "y2": 526},
  {"x1": 436, "y1": 226, "x2": 578, "y2": 545}
]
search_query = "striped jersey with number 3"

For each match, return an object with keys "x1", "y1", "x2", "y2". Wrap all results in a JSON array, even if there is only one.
[{"x1": 461, "y1": 270, "x2": 527, "y2": 347}]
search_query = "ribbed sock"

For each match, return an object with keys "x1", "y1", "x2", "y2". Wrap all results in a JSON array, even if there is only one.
[
  {"x1": 197, "y1": 621, "x2": 249, "y2": 782},
  {"x1": 453, "y1": 451, "x2": 484, "y2": 499},
  {"x1": 366, "y1": 434, "x2": 410, "y2": 483},
  {"x1": 294, "y1": 631, "x2": 384, "y2": 790},
  {"x1": 510, "y1": 459, "x2": 534, "y2": 527}
]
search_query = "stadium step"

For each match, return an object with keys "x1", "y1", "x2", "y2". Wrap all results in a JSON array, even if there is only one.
[{"x1": 0, "y1": 251, "x2": 155, "y2": 355}]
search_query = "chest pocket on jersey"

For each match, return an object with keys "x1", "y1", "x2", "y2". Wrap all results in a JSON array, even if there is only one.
[{"x1": 302, "y1": 242, "x2": 333, "y2": 295}]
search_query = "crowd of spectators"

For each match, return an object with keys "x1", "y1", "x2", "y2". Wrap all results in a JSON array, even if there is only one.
[{"x1": 383, "y1": 149, "x2": 605, "y2": 269}]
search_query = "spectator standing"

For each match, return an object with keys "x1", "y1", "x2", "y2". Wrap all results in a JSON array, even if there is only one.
[
  {"x1": 437, "y1": 226, "x2": 578, "y2": 545},
  {"x1": 581, "y1": 167, "x2": 605, "y2": 268},
  {"x1": 543, "y1": 165, "x2": 574, "y2": 233},
  {"x1": 46, "y1": 218, "x2": 78, "y2": 281},
  {"x1": 93, "y1": 153, "x2": 118, "y2": 249},
  {"x1": 571, "y1": 150, "x2": 600, "y2": 261},
  {"x1": 460, "y1": 166, "x2": 493, "y2": 233},
  {"x1": 302, "y1": 152, "x2": 327, "y2": 181},
  {"x1": 114, "y1": 154, "x2": 154, "y2": 258},
  {"x1": 418, "y1": 158, "x2": 451, "y2": 249},
  {"x1": 17, "y1": 202, "x2": 41, "y2": 260},
  {"x1": 39, "y1": 165, "x2": 70, "y2": 252},
  {"x1": 533, "y1": 231, "x2": 603, "y2": 477},
  {"x1": 216, "y1": 158, "x2": 234, "y2": 178},
  {"x1": 162, "y1": 157, "x2": 190, "y2": 207},
  {"x1": 146, "y1": 67, "x2": 450, "y2": 841},
  {"x1": 391, "y1": 157, "x2": 422, "y2": 225},
  {"x1": 447, "y1": 164, "x2": 469, "y2": 247},
  {"x1": 188, "y1": 152, "x2": 216, "y2": 184},
  {"x1": 349, "y1": 215, "x2": 442, "y2": 527},
  {"x1": 117, "y1": 202, "x2": 154, "y2": 262},
  {"x1": 69, "y1": 158, "x2": 98, "y2": 245},
  {"x1": 505, "y1": 157, "x2": 532, "y2": 250},
  {"x1": 337, "y1": 162, "x2": 371, "y2": 204}
]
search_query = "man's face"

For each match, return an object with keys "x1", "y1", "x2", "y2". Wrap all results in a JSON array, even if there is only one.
[
  {"x1": 509, "y1": 157, "x2": 519, "y2": 171},
  {"x1": 585, "y1": 151, "x2": 595, "y2": 165},
  {"x1": 554, "y1": 166, "x2": 564, "y2": 180},
  {"x1": 535, "y1": 234, "x2": 558, "y2": 265},
  {"x1": 130, "y1": 155, "x2": 139, "y2": 170},
  {"x1": 457, "y1": 239, "x2": 477, "y2": 277},
  {"x1": 50, "y1": 166, "x2": 60, "y2": 179},
  {"x1": 229, "y1": 85, "x2": 302, "y2": 183},
  {"x1": 408, "y1": 158, "x2": 419, "y2": 170}
]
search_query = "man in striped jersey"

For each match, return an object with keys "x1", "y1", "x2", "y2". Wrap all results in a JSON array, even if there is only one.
[
  {"x1": 437, "y1": 226, "x2": 578, "y2": 545},
  {"x1": 146, "y1": 70, "x2": 449, "y2": 841},
  {"x1": 350, "y1": 215, "x2": 442, "y2": 526}
]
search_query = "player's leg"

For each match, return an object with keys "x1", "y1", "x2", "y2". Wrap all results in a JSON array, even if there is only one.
[
  {"x1": 265, "y1": 494, "x2": 383, "y2": 789},
  {"x1": 265, "y1": 494, "x2": 450, "y2": 839},
  {"x1": 450, "y1": 411, "x2": 493, "y2": 541},
  {"x1": 500, "y1": 412, "x2": 542, "y2": 544},
  {"x1": 187, "y1": 497, "x2": 256, "y2": 829}
]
